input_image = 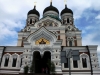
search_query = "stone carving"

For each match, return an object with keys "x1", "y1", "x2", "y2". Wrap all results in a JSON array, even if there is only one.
[
  {"x1": 66, "y1": 25, "x2": 79, "y2": 31},
  {"x1": 37, "y1": 19, "x2": 58, "y2": 27}
]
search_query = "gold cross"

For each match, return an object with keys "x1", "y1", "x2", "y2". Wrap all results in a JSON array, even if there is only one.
[
  {"x1": 64, "y1": 0, "x2": 67, "y2": 5},
  {"x1": 34, "y1": 2, "x2": 37, "y2": 6},
  {"x1": 50, "y1": 0, "x2": 52, "y2": 3}
]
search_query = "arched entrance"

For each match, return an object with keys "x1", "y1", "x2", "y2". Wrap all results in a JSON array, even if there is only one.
[
  {"x1": 33, "y1": 51, "x2": 41, "y2": 73},
  {"x1": 42, "y1": 51, "x2": 51, "y2": 74},
  {"x1": 33, "y1": 51, "x2": 51, "y2": 73}
]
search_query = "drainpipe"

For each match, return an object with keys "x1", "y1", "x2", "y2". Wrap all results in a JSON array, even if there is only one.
[
  {"x1": 86, "y1": 46, "x2": 93, "y2": 75},
  {"x1": 0, "y1": 46, "x2": 6, "y2": 67}
]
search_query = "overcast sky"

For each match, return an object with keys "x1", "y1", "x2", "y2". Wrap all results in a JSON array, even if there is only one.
[{"x1": 0, "y1": 0, "x2": 100, "y2": 64}]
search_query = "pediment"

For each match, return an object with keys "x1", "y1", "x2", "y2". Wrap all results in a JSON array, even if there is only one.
[
  {"x1": 34, "y1": 16, "x2": 61, "y2": 27},
  {"x1": 27, "y1": 26, "x2": 57, "y2": 44}
]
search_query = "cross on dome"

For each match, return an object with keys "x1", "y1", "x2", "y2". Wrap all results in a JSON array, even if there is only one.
[
  {"x1": 34, "y1": 2, "x2": 37, "y2": 6},
  {"x1": 64, "y1": 0, "x2": 67, "y2": 8},
  {"x1": 34, "y1": 2, "x2": 37, "y2": 9},
  {"x1": 27, "y1": 1, "x2": 40, "y2": 17},
  {"x1": 50, "y1": 0, "x2": 52, "y2": 6},
  {"x1": 64, "y1": 0, "x2": 67, "y2": 5}
]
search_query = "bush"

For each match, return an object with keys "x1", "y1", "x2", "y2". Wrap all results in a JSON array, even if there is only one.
[
  {"x1": 47, "y1": 60, "x2": 55, "y2": 75},
  {"x1": 24, "y1": 65, "x2": 29, "y2": 74},
  {"x1": 50, "y1": 62, "x2": 55, "y2": 75}
]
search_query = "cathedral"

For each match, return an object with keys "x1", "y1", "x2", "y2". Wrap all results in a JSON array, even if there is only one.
[{"x1": 0, "y1": 1, "x2": 100, "y2": 75}]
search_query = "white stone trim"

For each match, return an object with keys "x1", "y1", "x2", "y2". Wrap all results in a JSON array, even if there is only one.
[
  {"x1": 1, "y1": 53, "x2": 11, "y2": 68},
  {"x1": 80, "y1": 53, "x2": 90, "y2": 70}
]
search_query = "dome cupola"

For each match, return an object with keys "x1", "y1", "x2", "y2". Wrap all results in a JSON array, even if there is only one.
[
  {"x1": 43, "y1": 0, "x2": 60, "y2": 20},
  {"x1": 43, "y1": 2, "x2": 59, "y2": 14},
  {"x1": 27, "y1": 4, "x2": 40, "y2": 26},
  {"x1": 60, "y1": 3, "x2": 74, "y2": 25},
  {"x1": 28, "y1": 6, "x2": 40, "y2": 17},
  {"x1": 61, "y1": 5, "x2": 73, "y2": 15}
]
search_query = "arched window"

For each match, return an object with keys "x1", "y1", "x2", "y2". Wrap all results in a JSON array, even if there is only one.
[
  {"x1": 69, "y1": 41, "x2": 72, "y2": 46},
  {"x1": 82, "y1": 58, "x2": 87, "y2": 68},
  {"x1": 12, "y1": 58, "x2": 17, "y2": 67},
  {"x1": 73, "y1": 60, "x2": 78, "y2": 68},
  {"x1": 63, "y1": 19, "x2": 65, "y2": 24},
  {"x1": 67, "y1": 18, "x2": 70, "y2": 23},
  {"x1": 20, "y1": 58, "x2": 22, "y2": 67},
  {"x1": 30, "y1": 19, "x2": 32, "y2": 24},
  {"x1": 32, "y1": 19, "x2": 36, "y2": 24},
  {"x1": 4, "y1": 57, "x2": 9, "y2": 67}
]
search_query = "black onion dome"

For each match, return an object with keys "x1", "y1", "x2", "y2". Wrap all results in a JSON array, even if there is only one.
[
  {"x1": 61, "y1": 5, "x2": 73, "y2": 15},
  {"x1": 28, "y1": 6, "x2": 40, "y2": 17},
  {"x1": 43, "y1": 2, "x2": 59, "y2": 14}
]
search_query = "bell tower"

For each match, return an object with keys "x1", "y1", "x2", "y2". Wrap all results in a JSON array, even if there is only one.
[
  {"x1": 60, "y1": 2, "x2": 82, "y2": 46},
  {"x1": 61, "y1": 4, "x2": 73, "y2": 26},
  {"x1": 17, "y1": 3, "x2": 40, "y2": 46},
  {"x1": 27, "y1": 3, "x2": 40, "y2": 26}
]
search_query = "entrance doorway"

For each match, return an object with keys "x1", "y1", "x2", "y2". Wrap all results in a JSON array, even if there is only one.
[
  {"x1": 42, "y1": 51, "x2": 51, "y2": 74},
  {"x1": 33, "y1": 51, "x2": 51, "y2": 73},
  {"x1": 33, "y1": 51, "x2": 41, "y2": 73}
]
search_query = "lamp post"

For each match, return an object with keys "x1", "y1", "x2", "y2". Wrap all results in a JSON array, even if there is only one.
[{"x1": 66, "y1": 49, "x2": 72, "y2": 75}]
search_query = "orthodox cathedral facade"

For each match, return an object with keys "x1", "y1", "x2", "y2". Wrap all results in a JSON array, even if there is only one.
[{"x1": 0, "y1": 1, "x2": 100, "y2": 75}]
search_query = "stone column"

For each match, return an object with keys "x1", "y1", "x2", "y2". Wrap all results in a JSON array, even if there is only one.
[{"x1": 8, "y1": 56, "x2": 12, "y2": 68}]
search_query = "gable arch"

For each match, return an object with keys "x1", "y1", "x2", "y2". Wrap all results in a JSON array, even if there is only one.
[
  {"x1": 80, "y1": 53, "x2": 90, "y2": 68},
  {"x1": 4, "y1": 53, "x2": 11, "y2": 57},
  {"x1": 80, "y1": 53, "x2": 89, "y2": 58},
  {"x1": 2, "y1": 53, "x2": 11, "y2": 67},
  {"x1": 3, "y1": 53, "x2": 11, "y2": 60},
  {"x1": 27, "y1": 26, "x2": 57, "y2": 45},
  {"x1": 12, "y1": 53, "x2": 19, "y2": 58}
]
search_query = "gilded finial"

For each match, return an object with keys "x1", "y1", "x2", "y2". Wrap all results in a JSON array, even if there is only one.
[
  {"x1": 34, "y1": 2, "x2": 37, "y2": 6},
  {"x1": 64, "y1": 0, "x2": 67, "y2": 5},
  {"x1": 34, "y1": 2, "x2": 37, "y2": 9},
  {"x1": 64, "y1": 0, "x2": 67, "y2": 8},
  {"x1": 50, "y1": 0, "x2": 52, "y2": 6}
]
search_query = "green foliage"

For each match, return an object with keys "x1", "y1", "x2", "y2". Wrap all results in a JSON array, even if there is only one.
[
  {"x1": 47, "y1": 60, "x2": 56, "y2": 75},
  {"x1": 30, "y1": 65, "x2": 34, "y2": 73},
  {"x1": 50, "y1": 62, "x2": 55, "y2": 75},
  {"x1": 47, "y1": 59, "x2": 51, "y2": 71},
  {"x1": 24, "y1": 65, "x2": 29, "y2": 74}
]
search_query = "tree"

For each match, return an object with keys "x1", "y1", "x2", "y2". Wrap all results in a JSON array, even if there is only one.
[
  {"x1": 47, "y1": 60, "x2": 56, "y2": 75},
  {"x1": 50, "y1": 62, "x2": 55, "y2": 75},
  {"x1": 24, "y1": 65, "x2": 29, "y2": 74}
]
